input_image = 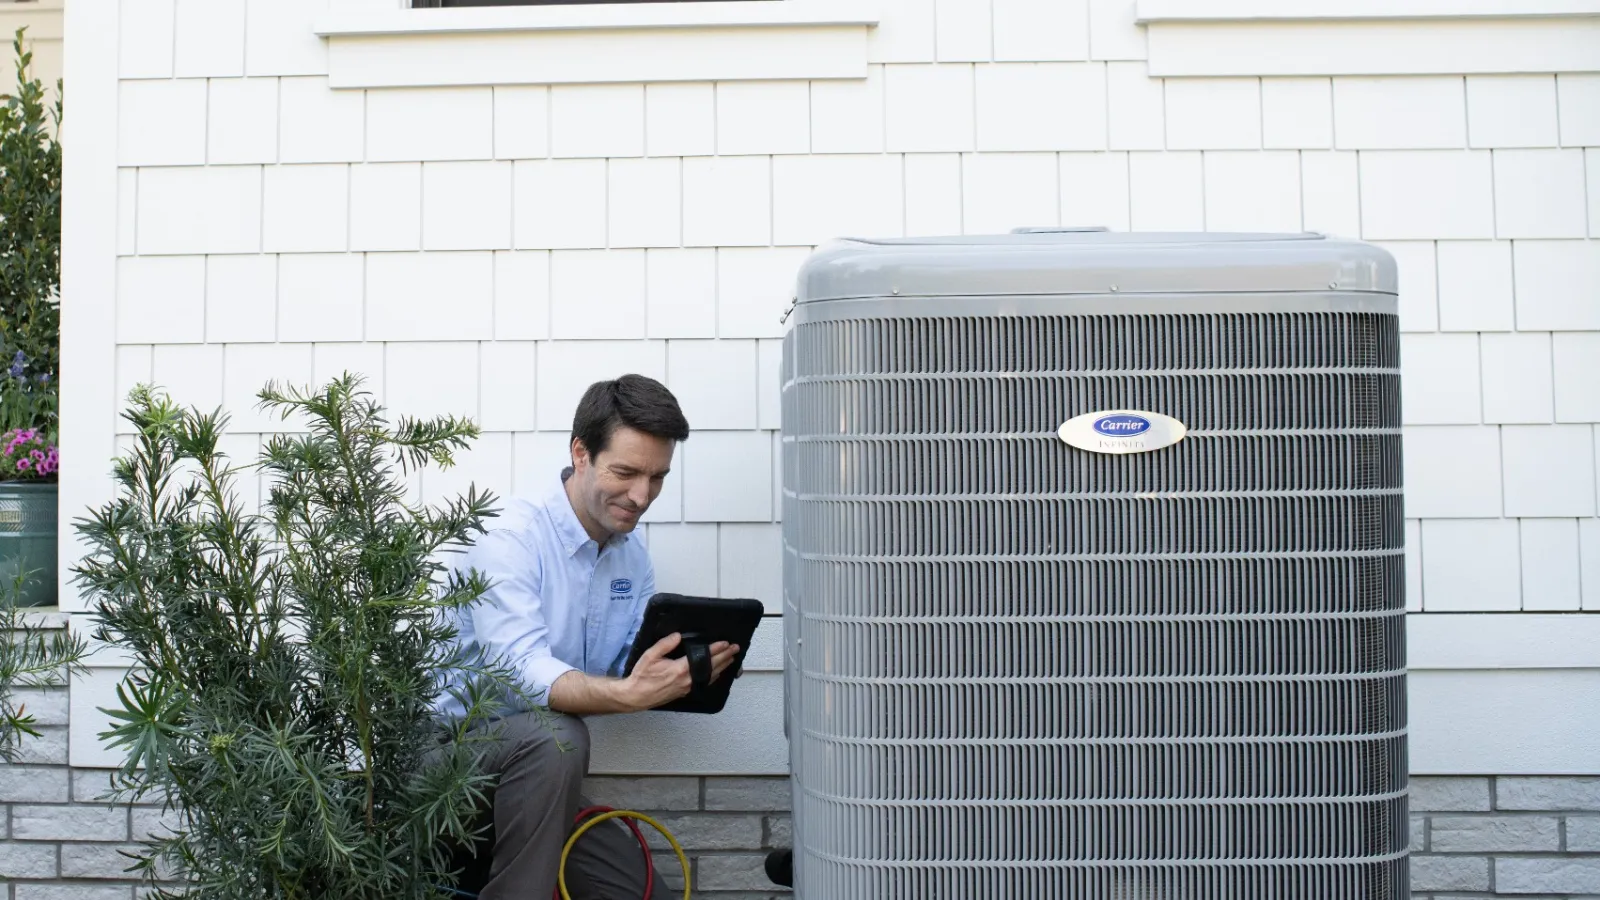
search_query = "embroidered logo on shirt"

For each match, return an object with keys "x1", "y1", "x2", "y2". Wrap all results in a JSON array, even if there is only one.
[{"x1": 610, "y1": 579, "x2": 633, "y2": 594}]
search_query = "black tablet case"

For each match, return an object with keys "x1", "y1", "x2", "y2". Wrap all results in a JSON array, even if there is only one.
[{"x1": 622, "y1": 593, "x2": 765, "y2": 714}]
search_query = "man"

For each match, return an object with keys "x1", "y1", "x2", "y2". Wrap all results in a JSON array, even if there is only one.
[{"x1": 434, "y1": 374, "x2": 740, "y2": 899}]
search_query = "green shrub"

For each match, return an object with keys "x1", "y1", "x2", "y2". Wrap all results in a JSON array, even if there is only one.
[
  {"x1": 0, "y1": 26, "x2": 62, "y2": 436},
  {"x1": 73, "y1": 376, "x2": 535, "y2": 899}
]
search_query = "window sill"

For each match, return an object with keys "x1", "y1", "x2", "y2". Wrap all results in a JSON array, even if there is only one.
[
  {"x1": 314, "y1": 0, "x2": 878, "y2": 89},
  {"x1": 1137, "y1": 0, "x2": 1600, "y2": 76},
  {"x1": 1136, "y1": 0, "x2": 1600, "y2": 22}
]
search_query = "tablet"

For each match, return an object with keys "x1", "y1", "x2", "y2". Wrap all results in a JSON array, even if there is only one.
[{"x1": 622, "y1": 593, "x2": 766, "y2": 714}]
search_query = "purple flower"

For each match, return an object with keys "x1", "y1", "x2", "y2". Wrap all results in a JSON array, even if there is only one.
[
  {"x1": 29, "y1": 450, "x2": 42, "y2": 462},
  {"x1": 16, "y1": 459, "x2": 29, "y2": 471},
  {"x1": 8, "y1": 350, "x2": 23, "y2": 379}
]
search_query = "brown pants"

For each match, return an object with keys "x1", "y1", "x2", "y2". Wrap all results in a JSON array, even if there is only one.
[{"x1": 474, "y1": 711, "x2": 671, "y2": 900}]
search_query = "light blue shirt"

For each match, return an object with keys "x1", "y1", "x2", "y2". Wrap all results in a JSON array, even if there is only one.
[{"x1": 432, "y1": 468, "x2": 655, "y2": 719}]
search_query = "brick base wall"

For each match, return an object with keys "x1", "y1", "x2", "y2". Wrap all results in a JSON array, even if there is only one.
[
  {"x1": 0, "y1": 682, "x2": 794, "y2": 899},
  {"x1": 7, "y1": 681, "x2": 1600, "y2": 900},
  {"x1": 1411, "y1": 775, "x2": 1600, "y2": 898}
]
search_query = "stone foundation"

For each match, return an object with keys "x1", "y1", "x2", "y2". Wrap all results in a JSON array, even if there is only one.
[
  {"x1": 1410, "y1": 775, "x2": 1600, "y2": 898},
  {"x1": 5, "y1": 646, "x2": 1598, "y2": 900},
  {"x1": 0, "y1": 729, "x2": 793, "y2": 899}
]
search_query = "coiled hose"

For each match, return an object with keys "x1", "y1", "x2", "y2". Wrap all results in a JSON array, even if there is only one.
[
  {"x1": 442, "y1": 806, "x2": 690, "y2": 900},
  {"x1": 557, "y1": 806, "x2": 691, "y2": 900}
]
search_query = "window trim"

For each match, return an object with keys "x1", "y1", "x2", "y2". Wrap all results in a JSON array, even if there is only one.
[
  {"x1": 317, "y1": 0, "x2": 876, "y2": 37},
  {"x1": 1138, "y1": 0, "x2": 1600, "y2": 76},
  {"x1": 1136, "y1": 0, "x2": 1600, "y2": 21},
  {"x1": 313, "y1": 0, "x2": 877, "y2": 89}
]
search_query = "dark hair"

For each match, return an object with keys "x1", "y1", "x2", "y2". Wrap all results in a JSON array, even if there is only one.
[{"x1": 572, "y1": 374, "x2": 690, "y2": 457}]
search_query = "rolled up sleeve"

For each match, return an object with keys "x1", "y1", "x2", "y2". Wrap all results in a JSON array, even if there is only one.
[{"x1": 463, "y1": 530, "x2": 575, "y2": 707}]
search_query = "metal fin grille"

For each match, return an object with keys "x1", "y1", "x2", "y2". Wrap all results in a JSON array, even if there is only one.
[
  {"x1": 786, "y1": 373, "x2": 1399, "y2": 435},
  {"x1": 803, "y1": 678, "x2": 1406, "y2": 741},
  {"x1": 781, "y1": 311, "x2": 1406, "y2": 900},
  {"x1": 790, "y1": 434, "x2": 1401, "y2": 495},
  {"x1": 788, "y1": 313, "x2": 1400, "y2": 374}
]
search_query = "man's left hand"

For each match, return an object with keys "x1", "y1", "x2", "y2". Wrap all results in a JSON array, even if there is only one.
[{"x1": 708, "y1": 640, "x2": 740, "y2": 682}]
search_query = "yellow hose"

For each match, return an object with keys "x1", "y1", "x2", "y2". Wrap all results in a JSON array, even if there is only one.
[{"x1": 557, "y1": 809, "x2": 692, "y2": 900}]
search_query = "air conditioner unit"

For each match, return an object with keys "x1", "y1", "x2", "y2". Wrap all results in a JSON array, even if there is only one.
[{"x1": 778, "y1": 231, "x2": 1406, "y2": 900}]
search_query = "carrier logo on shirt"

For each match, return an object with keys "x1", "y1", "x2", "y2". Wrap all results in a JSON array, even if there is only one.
[{"x1": 610, "y1": 579, "x2": 633, "y2": 594}]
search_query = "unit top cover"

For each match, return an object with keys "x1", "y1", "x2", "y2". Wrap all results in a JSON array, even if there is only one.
[{"x1": 793, "y1": 230, "x2": 1399, "y2": 304}]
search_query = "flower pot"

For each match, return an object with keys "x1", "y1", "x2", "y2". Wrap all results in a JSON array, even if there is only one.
[{"x1": 0, "y1": 481, "x2": 57, "y2": 607}]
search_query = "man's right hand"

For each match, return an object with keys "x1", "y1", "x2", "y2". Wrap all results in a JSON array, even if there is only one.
[{"x1": 622, "y1": 633, "x2": 740, "y2": 712}]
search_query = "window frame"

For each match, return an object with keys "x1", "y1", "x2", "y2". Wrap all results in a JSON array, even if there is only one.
[{"x1": 412, "y1": 0, "x2": 740, "y2": 7}]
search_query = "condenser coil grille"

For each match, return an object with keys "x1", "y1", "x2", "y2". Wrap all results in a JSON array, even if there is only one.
[{"x1": 780, "y1": 233, "x2": 1405, "y2": 900}]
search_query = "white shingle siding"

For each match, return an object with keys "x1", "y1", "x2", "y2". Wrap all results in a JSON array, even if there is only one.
[
  {"x1": 1521, "y1": 519, "x2": 1583, "y2": 612},
  {"x1": 1480, "y1": 333, "x2": 1555, "y2": 425},
  {"x1": 1359, "y1": 151, "x2": 1495, "y2": 240},
  {"x1": 1261, "y1": 77, "x2": 1334, "y2": 149},
  {"x1": 1421, "y1": 519, "x2": 1522, "y2": 612},
  {"x1": 1201, "y1": 151, "x2": 1302, "y2": 232},
  {"x1": 1400, "y1": 334, "x2": 1482, "y2": 426},
  {"x1": 173, "y1": 0, "x2": 246, "y2": 79},
  {"x1": 1465, "y1": 75, "x2": 1560, "y2": 149},
  {"x1": 1438, "y1": 240, "x2": 1516, "y2": 332},
  {"x1": 206, "y1": 78, "x2": 279, "y2": 165},
  {"x1": 60, "y1": 0, "x2": 1600, "y2": 777}
]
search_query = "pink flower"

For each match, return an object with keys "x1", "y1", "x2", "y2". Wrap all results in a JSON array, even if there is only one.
[
  {"x1": 28, "y1": 450, "x2": 42, "y2": 462},
  {"x1": 15, "y1": 459, "x2": 29, "y2": 471}
]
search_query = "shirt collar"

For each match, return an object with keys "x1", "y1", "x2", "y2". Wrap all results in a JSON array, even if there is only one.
[{"x1": 545, "y1": 467, "x2": 630, "y2": 558}]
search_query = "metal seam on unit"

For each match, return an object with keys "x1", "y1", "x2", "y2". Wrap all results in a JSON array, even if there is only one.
[
  {"x1": 789, "y1": 851, "x2": 1414, "y2": 869},
  {"x1": 796, "y1": 669, "x2": 1401, "y2": 682},
  {"x1": 794, "y1": 788, "x2": 1412, "y2": 809},
  {"x1": 793, "y1": 489, "x2": 1405, "y2": 501},
  {"x1": 785, "y1": 430, "x2": 1405, "y2": 440},
  {"x1": 794, "y1": 549, "x2": 1408, "y2": 563},
  {"x1": 789, "y1": 369, "x2": 1403, "y2": 381},
  {"x1": 798, "y1": 610, "x2": 1410, "y2": 624},
  {"x1": 796, "y1": 731, "x2": 1410, "y2": 747}
]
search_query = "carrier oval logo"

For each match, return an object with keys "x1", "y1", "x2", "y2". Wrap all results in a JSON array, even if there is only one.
[
  {"x1": 1059, "y1": 410, "x2": 1187, "y2": 455},
  {"x1": 610, "y1": 579, "x2": 633, "y2": 594},
  {"x1": 1092, "y1": 414, "x2": 1151, "y2": 437}
]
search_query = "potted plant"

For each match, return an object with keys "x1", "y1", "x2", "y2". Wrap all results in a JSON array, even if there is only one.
[
  {"x1": 0, "y1": 26, "x2": 63, "y2": 609},
  {"x1": 0, "y1": 420, "x2": 58, "y2": 608}
]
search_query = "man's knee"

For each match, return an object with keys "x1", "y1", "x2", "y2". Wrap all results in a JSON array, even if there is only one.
[
  {"x1": 502, "y1": 710, "x2": 590, "y2": 788},
  {"x1": 549, "y1": 712, "x2": 591, "y2": 781}
]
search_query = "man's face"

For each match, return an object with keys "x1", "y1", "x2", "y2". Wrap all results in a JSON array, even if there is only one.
[{"x1": 570, "y1": 425, "x2": 675, "y2": 538}]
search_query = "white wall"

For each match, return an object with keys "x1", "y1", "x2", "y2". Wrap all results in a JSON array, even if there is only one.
[{"x1": 60, "y1": 0, "x2": 1600, "y2": 775}]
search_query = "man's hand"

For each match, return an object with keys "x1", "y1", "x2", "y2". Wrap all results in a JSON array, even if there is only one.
[
  {"x1": 708, "y1": 639, "x2": 740, "y2": 683},
  {"x1": 623, "y1": 632, "x2": 692, "y2": 710},
  {"x1": 622, "y1": 633, "x2": 741, "y2": 712},
  {"x1": 546, "y1": 634, "x2": 742, "y2": 716}
]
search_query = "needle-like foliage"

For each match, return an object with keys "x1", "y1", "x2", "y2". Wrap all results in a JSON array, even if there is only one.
[
  {"x1": 0, "y1": 570, "x2": 86, "y2": 762},
  {"x1": 72, "y1": 374, "x2": 535, "y2": 899}
]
